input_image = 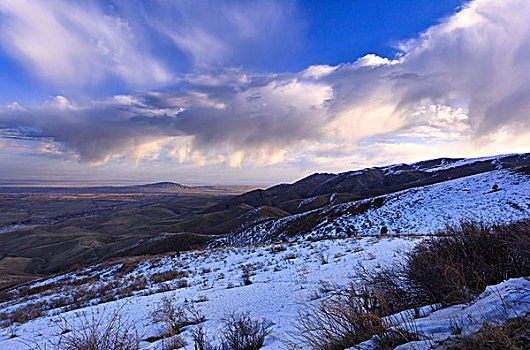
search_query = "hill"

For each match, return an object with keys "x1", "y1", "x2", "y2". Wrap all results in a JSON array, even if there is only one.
[{"x1": 228, "y1": 167, "x2": 530, "y2": 244}]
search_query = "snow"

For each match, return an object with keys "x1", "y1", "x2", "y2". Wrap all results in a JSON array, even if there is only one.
[
  {"x1": 382, "y1": 163, "x2": 408, "y2": 175},
  {"x1": 297, "y1": 196, "x2": 318, "y2": 209},
  {"x1": 2, "y1": 235, "x2": 527, "y2": 349},
  {"x1": 0, "y1": 236, "x2": 421, "y2": 349},
  {"x1": 0, "y1": 225, "x2": 32, "y2": 234},
  {"x1": 414, "y1": 153, "x2": 524, "y2": 173},
  {"x1": 233, "y1": 169, "x2": 530, "y2": 243},
  {"x1": 1, "y1": 163, "x2": 529, "y2": 349}
]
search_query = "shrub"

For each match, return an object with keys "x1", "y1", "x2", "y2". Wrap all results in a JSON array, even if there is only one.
[
  {"x1": 55, "y1": 307, "x2": 139, "y2": 350},
  {"x1": 403, "y1": 219, "x2": 530, "y2": 306},
  {"x1": 361, "y1": 219, "x2": 530, "y2": 308},
  {"x1": 151, "y1": 296, "x2": 204, "y2": 337},
  {"x1": 295, "y1": 284, "x2": 390, "y2": 350},
  {"x1": 192, "y1": 312, "x2": 272, "y2": 350},
  {"x1": 242, "y1": 269, "x2": 252, "y2": 286}
]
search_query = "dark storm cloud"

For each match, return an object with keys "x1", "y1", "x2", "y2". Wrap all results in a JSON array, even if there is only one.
[{"x1": 1, "y1": 0, "x2": 530, "y2": 167}]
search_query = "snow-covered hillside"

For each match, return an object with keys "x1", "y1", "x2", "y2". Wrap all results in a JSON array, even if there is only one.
[
  {"x1": 231, "y1": 169, "x2": 530, "y2": 244},
  {"x1": 0, "y1": 236, "x2": 421, "y2": 349},
  {"x1": 1, "y1": 233, "x2": 528, "y2": 350}
]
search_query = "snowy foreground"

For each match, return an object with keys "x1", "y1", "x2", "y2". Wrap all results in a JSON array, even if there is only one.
[
  {"x1": 234, "y1": 169, "x2": 530, "y2": 243},
  {"x1": 1, "y1": 233, "x2": 528, "y2": 349},
  {"x1": 354, "y1": 277, "x2": 530, "y2": 350}
]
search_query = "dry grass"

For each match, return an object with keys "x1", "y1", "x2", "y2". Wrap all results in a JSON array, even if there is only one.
[
  {"x1": 150, "y1": 270, "x2": 189, "y2": 284},
  {"x1": 459, "y1": 316, "x2": 529, "y2": 350},
  {"x1": 294, "y1": 283, "x2": 409, "y2": 350},
  {"x1": 361, "y1": 219, "x2": 530, "y2": 309},
  {"x1": 296, "y1": 219, "x2": 530, "y2": 349},
  {"x1": 151, "y1": 296, "x2": 205, "y2": 339},
  {"x1": 436, "y1": 316, "x2": 530, "y2": 350},
  {"x1": 55, "y1": 306, "x2": 140, "y2": 350},
  {"x1": 192, "y1": 312, "x2": 272, "y2": 350},
  {"x1": 159, "y1": 335, "x2": 185, "y2": 350}
]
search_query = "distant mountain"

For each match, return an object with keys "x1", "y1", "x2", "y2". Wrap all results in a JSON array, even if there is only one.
[
  {"x1": 208, "y1": 153, "x2": 530, "y2": 214},
  {"x1": 133, "y1": 182, "x2": 190, "y2": 192},
  {"x1": 0, "y1": 181, "x2": 191, "y2": 194}
]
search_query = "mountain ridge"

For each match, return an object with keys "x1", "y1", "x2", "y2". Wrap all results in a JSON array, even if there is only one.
[{"x1": 207, "y1": 153, "x2": 530, "y2": 214}]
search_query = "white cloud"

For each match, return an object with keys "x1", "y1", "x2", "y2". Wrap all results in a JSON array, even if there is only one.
[
  {"x1": 0, "y1": 0, "x2": 304, "y2": 92},
  {"x1": 352, "y1": 54, "x2": 400, "y2": 68},
  {"x1": 0, "y1": 0, "x2": 171, "y2": 88}
]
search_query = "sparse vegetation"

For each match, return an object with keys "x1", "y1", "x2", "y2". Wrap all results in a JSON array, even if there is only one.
[
  {"x1": 2, "y1": 214, "x2": 529, "y2": 349},
  {"x1": 151, "y1": 270, "x2": 189, "y2": 284},
  {"x1": 192, "y1": 312, "x2": 272, "y2": 350},
  {"x1": 296, "y1": 219, "x2": 530, "y2": 349},
  {"x1": 55, "y1": 307, "x2": 140, "y2": 350},
  {"x1": 439, "y1": 316, "x2": 530, "y2": 350},
  {"x1": 160, "y1": 335, "x2": 185, "y2": 350},
  {"x1": 151, "y1": 296, "x2": 205, "y2": 338},
  {"x1": 294, "y1": 283, "x2": 419, "y2": 350},
  {"x1": 363, "y1": 219, "x2": 530, "y2": 308}
]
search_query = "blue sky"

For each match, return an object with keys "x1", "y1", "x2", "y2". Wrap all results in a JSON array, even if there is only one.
[
  {"x1": 0, "y1": 0, "x2": 529, "y2": 185},
  {"x1": 0, "y1": 0, "x2": 463, "y2": 104}
]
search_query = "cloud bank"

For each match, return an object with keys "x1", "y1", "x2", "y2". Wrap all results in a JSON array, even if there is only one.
[{"x1": 1, "y1": 0, "x2": 529, "y2": 179}]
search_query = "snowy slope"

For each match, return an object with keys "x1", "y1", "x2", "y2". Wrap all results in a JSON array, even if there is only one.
[
  {"x1": 1, "y1": 234, "x2": 527, "y2": 350},
  {"x1": 0, "y1": 236, "x2": 421, "y2": 349},
  {"x1": 230, "y1": 169, "x2": 530, "y2": 244},
  {"x1": 409, "y1": 153, "x2": 518, "y2": 173}
]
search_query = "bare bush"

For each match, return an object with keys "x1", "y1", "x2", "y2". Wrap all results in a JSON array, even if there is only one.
[
  {"x1": 295, "y1": 284, "x2": 390, "y2": 350},
  {"x1": 151, "y1": 296, "x2": 204, "y2": 337},
  {"x1": 192, "y1": 312, "x2": 272, "y2": 350},
  {"x1": 359, "y1": 219, "x2": 530, "y2": 309},
  {"x1": 55, "y1": 307, "x2": 139, "y2": 350},
  {"x1": 219, "y1": 313, "x2": 271, "y2": 350},
  {"x1": 404, "y1": 219, "x2": 530, "y2": 306},
  {"x1": 192, "y1": 327, "x2": 216, "y2": 350}
]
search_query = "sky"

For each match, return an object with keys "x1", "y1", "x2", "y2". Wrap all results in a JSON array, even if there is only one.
[{"x1": 0, "y1": 0, "x2": 529, "y2": 185}]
